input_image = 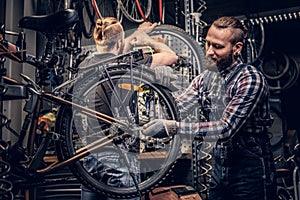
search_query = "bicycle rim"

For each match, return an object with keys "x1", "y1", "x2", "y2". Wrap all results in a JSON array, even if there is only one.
[
  {"x1": 262, "y1": 52, "x2": 299, "y2": 92},
  {"x1": 76, "y1": 0, "x2": 96, "y2": 39},
  {"x1": 89, "y1": 0, "x2": 121, "y2": 22},
  {"x1": 149, "y1": 24, "x2": 206, "y2": 83},
  {"x1": 56, "y1": 63, "x2": 181, "y2": 198},
  {"x1": 117, "y1": 0, "x2": 152, "y2": 23}
]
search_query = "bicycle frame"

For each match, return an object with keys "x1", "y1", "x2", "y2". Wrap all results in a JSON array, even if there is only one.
[
  {"x1": 1, "y1": 29, "x2": 181, "y2": 197},
  {"x1": 1, "y1": 48, "x2": 143, "y2": 172},
  {"x1": 0, "y1": 4, "x2": 184, "y2": 198},
  {"x1": 0, "y1": 8, "x2": 146, "y2": 181}
]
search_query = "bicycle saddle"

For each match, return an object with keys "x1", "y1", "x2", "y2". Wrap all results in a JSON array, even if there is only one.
[{"x1": 18, "y1": 9, "x2": 79, "y2": 34}]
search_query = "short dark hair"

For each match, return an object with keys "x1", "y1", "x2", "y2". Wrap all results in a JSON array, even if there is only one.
[{"x1": 212, "y1": 16, "x2": 248, "y2": 44}]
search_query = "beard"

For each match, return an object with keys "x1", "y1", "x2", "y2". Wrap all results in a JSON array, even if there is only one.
[
  {"x1": 205, "y1": 51, "x2": 234, "y2": 72},
  {"x1": 204, "y1": 56, "x2": 218, "y2": 72}
]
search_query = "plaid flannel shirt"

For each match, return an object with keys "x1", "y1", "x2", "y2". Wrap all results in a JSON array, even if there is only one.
[{"x1": 176, "y1": 58, "x2": 273, "y2": 140}]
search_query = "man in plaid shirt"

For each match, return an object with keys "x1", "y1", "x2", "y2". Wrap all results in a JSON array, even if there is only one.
[{"x1": 143, "y1": 16, "x2": 276, "y2": 200}]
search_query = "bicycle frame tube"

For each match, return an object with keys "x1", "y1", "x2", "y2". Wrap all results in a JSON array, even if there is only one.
[
  {"x1": 36, "y1": 131, "x2": 115, "y2": 174},
  {"x1": 1, "y1": 75, "x2": 130, "y2": 174},
  {"x1": 28, "y1": 92, "x2": 131, "y2": 174},
  {"x1": 43, "y1": 93, "x2": 128, "y2": 126}
]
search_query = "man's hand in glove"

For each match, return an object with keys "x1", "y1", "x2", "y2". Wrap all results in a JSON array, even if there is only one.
[
  {"x1": 109, "y1": 123, "x2": 129, "y2": 138},
  {"x1": 142, "y1": 119, "x2": 178, "y2": 138}
]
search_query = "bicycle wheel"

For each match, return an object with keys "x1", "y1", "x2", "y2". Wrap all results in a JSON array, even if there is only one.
[
  {"x1": 56, "y1": 63, "x2": 181, "y2": 198},
  {"x1": 242, "y1": 22, "x2": 265, "y2": 65},
  {"x1": 75, "y1": 0, "x2": 97, "y2": 39},
  {"x1": 117, "y1": 0, "x2": 152, "y2": 23},
  {"x1": 89, "y1": 0, "x2": 122, "y2": 22},
  {"x1": 149, "y1": 24, "x2": 206, "y2": 84},
  {"x1": 261, "y1": 52, "x2": 299, "y2": 93}
]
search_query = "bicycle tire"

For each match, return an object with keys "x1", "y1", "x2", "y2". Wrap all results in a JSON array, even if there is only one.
[
  {"x1": 262, "y1": 53, "x2": 300, "y2": 92},
  {"x1": 89, "y1": 0, "x2": 122, "y2": 22},
  {"x1": 115, "y1": 1, "x2": 124, "y2": 22},
  {"x1": 56, "y1": 63, "x2": 181, "y2": 198},
  {"x1": 149, "y1": 24, "x2": 206, "y2": 83},
  {"x1": 261, "y1": 51, "x2": 290, "y2": 80},
  {"x1": 76, "y1": 0, "x2": 96, "y2": 39},
  {"x1": 117, "y1": 0, "x2": 152, "y2": 23}
]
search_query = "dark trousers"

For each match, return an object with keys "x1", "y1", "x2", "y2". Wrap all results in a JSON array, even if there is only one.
[
  {"x1": 81, "y1": 185, "x2": 106, "y2": 200},
  {"x1": 208, "y1": 133, "x2": 277, "y2": 200},
  {"x1": 81, "y1": 185, "x2": 141, "y2": 200}
]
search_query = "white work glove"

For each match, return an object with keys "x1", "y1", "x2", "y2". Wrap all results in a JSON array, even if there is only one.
[
  {"x1": 108, "y1": 122, "x2": 129, "y2": 142},
  {"x1": 153, "y1": 66, "x2": 178, "y2": 86},
  {"x1": 142, "y1": 119, "x2": 177, "y2": 138}
]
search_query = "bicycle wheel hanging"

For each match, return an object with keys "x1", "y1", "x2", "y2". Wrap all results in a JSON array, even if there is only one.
[
  {"x1": 56, "y1": 63, "x2": 181, "y2": 198},
  {"x1": 241, "y1": 21, "x2": 265, "y2": 65},
  {"x1": 149, "y1": 24, "x2": 206, "y2": 86},
  {"x1": 117, "y1": 0, "x2": 152, "y2": 23},
  {"x1": 261, "y1": 51, "x2": 299, "y2": 93},
  {"x1": 90, "y1": 0, "x2": 122, "y2": 22},
  {"x1": 74, "y1": 0, "x2": 97, "y2": 39}
]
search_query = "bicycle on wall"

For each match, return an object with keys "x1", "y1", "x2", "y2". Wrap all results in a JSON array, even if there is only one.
[{"x1": 0, "y1": 6, "x2": 182, "y2": 200}]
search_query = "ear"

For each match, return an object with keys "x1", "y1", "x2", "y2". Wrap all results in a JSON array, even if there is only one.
[
  {"x1": 116, "y1": 39, "x2": 125, "y2": 54},
  {"x1": 233, "y1": 41, "x2": 243, "y2": 56},
  {"x1": 116, "y1": 39, "x2": 121, "y2": 48}
]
